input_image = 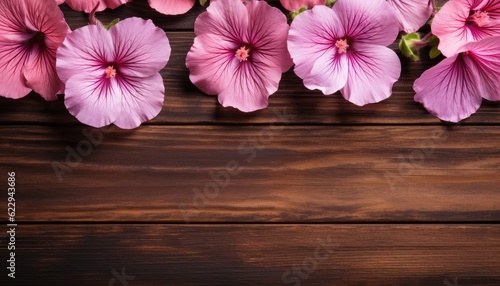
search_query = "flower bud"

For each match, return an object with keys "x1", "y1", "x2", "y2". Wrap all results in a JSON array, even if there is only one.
[{"x1": 399, "y1": 32, "x2": 422, "y2": 61}]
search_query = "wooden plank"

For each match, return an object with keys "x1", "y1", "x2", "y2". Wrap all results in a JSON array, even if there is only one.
[
  {"x1": 1, "y1": 224, "x2": 499, "y2": 285},
  {"x1": 2, "y1": 125, "x2": 499, "y2": 222}
]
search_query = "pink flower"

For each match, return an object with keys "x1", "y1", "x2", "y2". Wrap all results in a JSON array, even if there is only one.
[
  {"x1": 414, "y1": 36, "x2": 500, "y2": 122},
  {"x1": 56, "y1": 17, "x2": 171, "y2": 129},
  {"x1": 387, "y1": 0, "x2": 434, "y2": 33},
  {"x1": 0, "y1": 0, "x2": 69, "y2": 100},
  {"x1": 280, "y1": 0, "x2": 325, "y2": 12},
  {"x1": 58, "y1": 0, "x2": 131, "y2": 13},
  {"x1": 149, "y1": 0, "x2": 195, "y2": 15},
  {"x1": 287, "y1": 0, "x2": 401, "y2": 106},
  {"x1": 432, "y1": 0, "x2": 500, "y2": 57},
  {"x1": 186, "y1": 0, "x2": 293, "y2": 112}
]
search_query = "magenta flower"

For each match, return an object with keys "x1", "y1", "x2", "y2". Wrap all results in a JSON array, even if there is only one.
[
  {"x1": 432, "y1": 0, "x2": 500, "y2": 57},
  {"x1": 149, "y1": 0, "x2": 195, "y2": 15},
  {"x1": 387, "y1": 0, "x2": 434, "y2": 33},
  {"x1": 414, "y1": 36, "x2": 500, "y2": 122},
  {"x1": 287, "y1": 0, "x2": 401, "y2": 106},
  {"x1": 0, "y1": 0, "x2": 69, "y2": 100},
  {"x1": 57, "y1": 0, "x2": 131, "y2": 13},
  {"x1": 280, "y1": 0, "x2": 325, "y2": 12},
  {"x1": 186, "y1": 0, "x2": 293, "y2": 112},
  {"x1": 56, "y1": 17, "x2": 171, "y2": 129}
]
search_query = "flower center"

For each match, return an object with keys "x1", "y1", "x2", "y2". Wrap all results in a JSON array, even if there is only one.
[
  {"x1": 335, "y1": 39, "x2": 349, "y2": 54},
  {"x1": 235, "y1": 46, "x2": 250, "y2": 62},
  {"x1": 472, "y1": 10, "x2": 490, "y2": 27},
  {"x1": 105, "y1": 65, "x2": 117, "y2": 78},
  {"x1": 24, "y1": 31, "x2": 45, "y2": 49}
]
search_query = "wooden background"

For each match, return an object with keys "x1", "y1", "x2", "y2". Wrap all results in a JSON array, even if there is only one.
[{"x1": 1, "y1": 0, "x2": 499, "y2": 285}]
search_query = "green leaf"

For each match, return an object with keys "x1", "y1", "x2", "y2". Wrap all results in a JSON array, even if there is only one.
[
  {"x1": 290, "y1": 7, "x2": 307, "y2": 21},
  {"x1": 427, "y1": 34, "x2": 441, "y2": 59},
  {"x1": 428, "y1": 35, "x2": 439, "y2": 48},
  {"x1": 326, "y1": 0, "x2": 337, "y2": 6},
  {"x1": 429, "y1": 47, "x2": 442, "y2": 59},
  {"x1": 199, "y1": 0, "x2": 208, "y2": 6},
  {"x1": 104, "y1": 18, "x2": 120, "y2": 30}
]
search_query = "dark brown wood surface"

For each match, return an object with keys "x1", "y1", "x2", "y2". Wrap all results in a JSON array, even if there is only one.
[{"x1": 1, "y1": 0, "x2": 499, "y2": 285}]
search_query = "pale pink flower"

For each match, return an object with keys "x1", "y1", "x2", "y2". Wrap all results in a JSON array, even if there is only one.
[
  {"x1": 57, "y1": 0, "x2": 131, "y2": 13},
  {"x1": 280, "y1": 0, "x2": 325, "y2": 12},
  {"x1": 56, "y1": 17, "x2": 171, "y2": 129},
  {"x1": 432, "y1": 0, "x2": 500, "y2": 57},
  {"x1": 58, "y1": 0, "x2": 196, "y2": 15},
  {"x1": 414, "y1": 36, "x2": 500, "y2": 122},
  {"x1": 0, "y1": 0, "x2": 70, "y2": 100},
  {"x1": 387, "y1": 0, "x2": 434, "y2": 33},
  {"x1": 186, "y1": 0, "x2": 293, "y2": 112},
  {"x1": 149, "y1": 0, "x2": 195, "y2": 15},
  {"x1": 288, "y1": 0, "x2": 401, "y2": 106}
]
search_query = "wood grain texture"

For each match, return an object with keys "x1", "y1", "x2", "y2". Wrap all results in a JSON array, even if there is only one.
[
  {"x1": 1, "y1": 225, "x2": 499, "y2": 285},
  {"x1": 2, "y1": 125, "x2": 499, "y2": 222},
  {"x1": 1, "y1": 0, "x2": 499, "y2": 285}
]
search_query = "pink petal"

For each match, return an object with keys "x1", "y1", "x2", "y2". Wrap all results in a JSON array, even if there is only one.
[
  {"x1": 113, "y1": 73, "x2": 165, "y2": 129},
  {"x1": 109, "y1": 17, "x2": 171, "y2": 78},
  {"x1": 24, "y1": 47, "x2": 62, "y2": 100},
  {"x1": 194, "y1": 0, "x2": 248, "y2": 43},
  {"x1": 64, "y1": 0, "x2": 131, "y2": 13},
  {"x1": 460, "y1": 36, "x2": 500, "y2": 101},
  {"x1": 148, "y1": 0, "x2": 195, "y2": 15},
  {"x1": 188, "y1": 0, "x2": 290, "y2": 112},
  {"x1": 288, "y1": 5, "x2": 346, "y2": 91},
  {"x1": 186, "y1": 34, "x2": 239, "y2": 95},
  {"x1": 186, "y1": 0, "x2": 248, "y2": 95},
  {"x1": 0, "y1": 0, "x2": 32, "y2": 99},
  {"x1": 56, "y1": 0, "x2": 65, "y2": 4},
  {"x1": 341, "y1": 43, "x2": 401, "y2": 106},
  {"x1": 473, "y1": 0, "x2": 500, "y2": 19},
  {"x1": 0, "y1": 0, "x2": 30, "y2": 42},
  {"x1": 64, "y1": 72, "x2": 122, "y2": 128},
  {"x1": 0, "y1": 40, "x2": 32, "y2": 99},
  {"x1": 432, "y1": 0, "x2": 474, "y2": 57},
  {"x1": 218, "y1": 61, "x2": 283, "y2": 112},
  {"x1": 246, "y1": 0, "x2": 293, "y2": 73},
  {"x1": 23, "y1": 0, "x2": 69, "y2": 99},
  {"x1": 279, "y1": 0, "x2": 325, "y2": 12},
  {"x1": 386, "y1": 0, "x2": 434, "y2": 33},
  {"x1": 333, "y1": 0, "x2": 399, "y2": 46},
  {"x1": 414, "y1": 54, "x2": 482, "y2": 122},
  {"x1": 56, "y1": 24, "x2": 114, "y2": 83},
  {"x1": 23, "y1": 0, "x2": 70, "y2": 50},
  {"x1": 305, "y1": 49, "x2": 348, "y2": 95},
  {"x1": 0, "y1": 0, "x2": 69, "y2": 99},
  {"x1": 433, "y1": 0, "x2": 500, "y2": 57},
  {"x1": 102, "y1": 0, "x2": 130, "y2": 9}
]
